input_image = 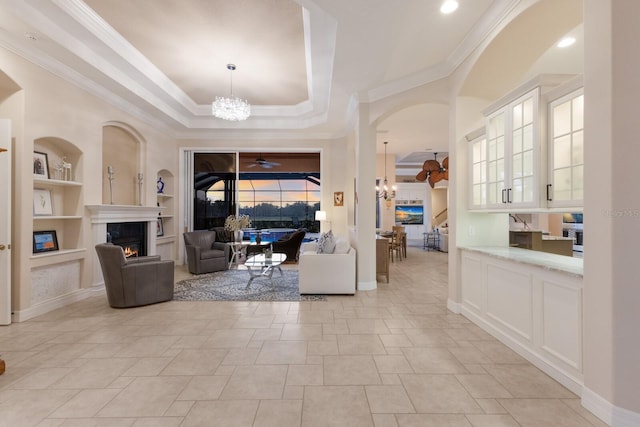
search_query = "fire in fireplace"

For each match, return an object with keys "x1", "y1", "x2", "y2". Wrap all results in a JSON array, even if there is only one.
[{"x1": 107, "y1": 222, "x2": 147, "y2": 257}]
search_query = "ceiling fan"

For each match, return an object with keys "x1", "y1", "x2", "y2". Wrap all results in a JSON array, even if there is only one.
[
  {"x1": 246, "y1": 154, "x2": 281, "y2": 169},
  {"x1": 416, "y1": 152, "x2": 449, "y2": 188}
]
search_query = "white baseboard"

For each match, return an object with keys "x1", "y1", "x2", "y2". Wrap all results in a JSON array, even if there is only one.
[
  {"x1": 357, "y1": 280, "x2": 377, "y2": 291},
  {"x1": 447, "y1": 298, "x2": 461, "y2": 314},
  {"x1": 582, "y1": 387, "x2": 640, "y2": 427},
  {"x1": 460, "y1": 305, "x2": 583, "y2": 396},
  {"x1": 12, "y1": 286, "x2": 104, "y2": 323}
]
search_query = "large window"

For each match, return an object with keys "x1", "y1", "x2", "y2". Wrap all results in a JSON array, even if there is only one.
[
  {"x1": 192, "y1": 152, "x2": 321, "y2": 232},
  {"x1": 238, "y1": 173, "x2": 320, "y2": 231}
]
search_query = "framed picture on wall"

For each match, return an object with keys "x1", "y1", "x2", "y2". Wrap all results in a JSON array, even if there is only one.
[
  {"x1": 33, "y1": 151, "x2": 49, "y2": 179},
  {"x1": 33, "y1": 230, "x2": 59, "y2": 253},
  {"x1": 157, "y1": 217, "x2": 164, "y2": 237},
  {"x1": 33, "y1": 188, "x2": 53, "y2": 216},
  {"x1": 333, "y1": 191, "x2": 344, "y2": 207}
]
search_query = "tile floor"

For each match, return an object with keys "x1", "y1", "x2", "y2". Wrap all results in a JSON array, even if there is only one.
[{"x1": 0, "y1": 248, "x2": 606, "y2": 426}]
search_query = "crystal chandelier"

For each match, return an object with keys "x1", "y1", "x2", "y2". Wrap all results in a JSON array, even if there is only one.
[
  {"x1": 212, "y1": 64, "x2": 251, "y2": 121},
  {"x1": 376, "y1": 141, "x2": 396, "y2": 201}
]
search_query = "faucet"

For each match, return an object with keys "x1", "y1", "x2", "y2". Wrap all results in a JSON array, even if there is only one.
[{"x1": 509, "y1": 214, "x2": 529, "y2": 230}]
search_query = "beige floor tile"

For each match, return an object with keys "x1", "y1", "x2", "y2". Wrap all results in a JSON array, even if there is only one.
[
  {"x1": 219, "y1": 365, "x2": 287, "y2": 400},
  {"x1": 337, "y1": 334, "x2": 387, "y2": 355},
  {"x1": 97, "y1": 376, "x2": 190, "y2": 417},
  {"x1": 8, "y1": 367, "x2": 74, "y2": 389},
  {"x1": 298, "y1": 311, "x2": 335, "y2": 324},
  {"x1": 347, "y1": 319, "x2": 391, "y2": 334},
  {"x1": 470, "y1": 341, "x2": 527, "y2": 364},
  {"x1": 373, "y1": 355, "x2": 414, "y2": 374},
  {"x1": 122, "y1": 357, "x2": 173, "y2": 377},
  {"x1": 54, "y1": 418, "x2": 136, "y2": 426},
  {"x1": 324, "y1": 355, "x2": 381, "y2": 385},
  {"x1": 181, "y1": 400, "x2": 259, "y2": 427},
  {"x1": 456, "y1": 374, "x2": 513, "y2": 398},
  {"x1": 160, "y1": 349, "x2": 227, "y2": 375},
  {"x1": 498, "y1": 398, "x2": 595, "y2": 427},
  {"x1": 449, "y1": 346, "x2": 493, "y2": 364},
  {"x1": 280, "y1": 324, "x2": 323, "y2": 341},
  {"x1": 49, "y1": 388, "x2": 121, "y2": 418},
  {"x1": 163, "y1": 399, "x2": 194, "y2": 416},
  {"x1": 561, "y1": 399, "x2": 609, "y2": 427},
  {"x1": 484, "y1": 365, "x2": 576, "y2": 398},
  {"x1": 322, "y1": 322, "x2": 350, "y2": 335},
  {"x1": 400, "y1": 374, "x2": 481, "y2": 413},
  {"x1": 131, "y1": 418, "x2": 184, "y2": 426},
  {"x1": 286, "y1": 364, "x2": 323, "y2": 386},
  {"x1": 466, "y1": 414, "x2": 521, "y2": 426},
  {"x1": 284, "y1": 385, "x2": 304, "y2": 399},
  {"x1": 52, "y1": 358, "x2": 137, "y2": 389},
  {"x1": 365, "y1": 385, "x2": 415, "y2": 413},
  {"x1": 113, "y1": 336, "x2": 181, "y2": 358},
  {"x1": 403, "y1": 328, "x2": 457, "y2": 347},
  {"x1": 232, "y1": 315, "x2": 275, "y2": 329},
  {"x1": 372, "y1": 413, "x2": 399, "y2": 427},
  {"x1": 203, "y1": 329, "x2": 255, "y2": 348},
  {"x1": 401, "y1": 347, "x2": 468, "y2": 374},
  {"x1": 379, "y1": 334, "x2": 413, "y2": 348},
  {"x1": 475, "y1": 398, "x2": 508, "y2": 414},
  {"x1": 0, "y1": 389, "x2": 79, "y2": 426},
  {"x1": 254, "y1": 400, "x2": 303, "y2": 427},
  {"x1": 251, "y1": 327, "x2": 283, "y2": 341},
  {"x1": 256, "y1": 341, "x2": 307, "y2": 365},
  {"x1": 395, "y1": 414, "x2": 472, "y2": 427},
  {"x1": 177, "y1": 375, "x2": 229, "y2": 400},
  {"x1": 221, "y1": 347, "x2": 260, "y2": 365},
  {"x1": 307, "y1": 340, "x2": 339, "y2": 356},
  {"x1": 302, "y1": 386, "x2": 374, "y2": 427}
]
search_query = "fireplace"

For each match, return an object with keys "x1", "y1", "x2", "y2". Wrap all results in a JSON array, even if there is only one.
[{"x1": 107, "y1": 222, "x2": 147, "y2": 257}]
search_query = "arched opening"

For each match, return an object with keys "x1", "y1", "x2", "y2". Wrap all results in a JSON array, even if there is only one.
[{"x1": 101, "y1": 124, "x2": 145, "y2": 205}]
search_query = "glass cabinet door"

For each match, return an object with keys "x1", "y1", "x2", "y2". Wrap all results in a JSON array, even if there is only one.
[
  {"x1": 510, "y1": 92, "x2": 537, "y2": 205},
  {"x1": 486, "y1": 111, "x2": 505, "y2": 207},
  {"x1": 549, "y1": 89, "x2": 584, "y2": 207},
  {"x1": 469, "y1": 136, "x2": 487, "y2": 208}
]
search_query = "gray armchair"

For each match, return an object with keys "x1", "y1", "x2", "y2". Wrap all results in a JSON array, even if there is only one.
[
  {"x1": 183, "y1": 230, "x2": 230, "y2": 274},
  {"x1": 95, "y1": 243, "x2": 174, "y2": 308}
]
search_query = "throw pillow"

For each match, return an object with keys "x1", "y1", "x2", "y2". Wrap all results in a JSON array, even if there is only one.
[
  {"x1": 333, "y1": 237, "x2": 350, "y2": 254},
  {"x1": 316, "y1": 230, "x2": 336, "y2": 254}
]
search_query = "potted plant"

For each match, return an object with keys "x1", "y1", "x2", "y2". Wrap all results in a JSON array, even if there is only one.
[{"x1": 224, "y1": 214, "x2": 251, "y2": 242}]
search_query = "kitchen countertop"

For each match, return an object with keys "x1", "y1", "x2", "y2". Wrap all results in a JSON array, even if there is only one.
[{"x1": 459, "y1": 246, "x2": 583, "y2": 277}]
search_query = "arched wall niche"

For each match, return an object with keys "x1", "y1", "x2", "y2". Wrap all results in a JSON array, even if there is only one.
[
  {"x1": 33, "y1": 137, "x2": 82, "y2": 181},
  {"x1": 101, "y1": 123, "x2": 146, "y2": 205}
]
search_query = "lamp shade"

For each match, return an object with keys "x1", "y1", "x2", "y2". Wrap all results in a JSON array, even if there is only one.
[{"x1": 315, "y1": 210, "x2": 327, "y2": 221}]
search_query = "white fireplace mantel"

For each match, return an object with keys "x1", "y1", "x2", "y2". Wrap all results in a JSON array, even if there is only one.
[{"x1": 86, "y1": 205, "x2": 163, "y2": 223}]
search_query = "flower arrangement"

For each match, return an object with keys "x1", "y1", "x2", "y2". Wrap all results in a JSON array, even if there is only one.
[{"x1": 224, "y1": 214, "x2": 251, "y2": 231}]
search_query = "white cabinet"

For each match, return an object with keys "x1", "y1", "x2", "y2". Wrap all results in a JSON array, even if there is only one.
[
  {"x1": 394, "y1": 183, "x2": 428, "y2": 243},
  {"x1": 470, "y1": 75, "x2": 583, "y2": 211},
  {"x1": 546, "y1": 86, "x2": 584, "y2": 208},
  {"x1": 484, "y1": 88, "x2": 539, "y2": 209}
]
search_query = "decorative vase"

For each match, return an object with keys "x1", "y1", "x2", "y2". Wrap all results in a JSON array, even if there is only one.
[
  {"x1": 234, "y1": 230, "x2": 244, "y2": 242},
  {"x1": 255, "y1": 231, "x2": 262, "y2": 244}
]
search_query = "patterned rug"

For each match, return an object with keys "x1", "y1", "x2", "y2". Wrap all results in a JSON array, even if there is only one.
[{"x1": 174, "y1": 269, "x2": 327, "y2": 302}]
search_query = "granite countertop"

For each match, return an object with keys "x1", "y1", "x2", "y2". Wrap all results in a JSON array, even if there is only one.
[
  {"x1": 541, "y1": 235, "x2": 574, "y2": 241},
  {"x1": 459, "y1": 246, "x2": 583, "y2": 277}
]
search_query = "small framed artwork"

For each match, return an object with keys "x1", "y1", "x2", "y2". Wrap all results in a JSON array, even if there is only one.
[
  {"x1": 33, "y1": 151, "x2": 49, "y2": 179},
  {"x1": 33, "y1": 230, "x2": 59, "y2": 253},
  {"x1": 157, "y1": 217, "x2": 164, "y2": 237},
  {"x1": 333, "y1": 191, "x2": 344, "y2": 207},
  {"x1": 33, "y1": 188, "x2": 54, "y2": 216}
]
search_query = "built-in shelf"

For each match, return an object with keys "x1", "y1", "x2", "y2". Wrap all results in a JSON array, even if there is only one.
[
  {"x1": 157, "y1": 235, "x2": 176, "y2": 244},
  {"x1": 30, "y1": 248, "x2": 87, "y2": 268},
  {"x1": 157, "y1": 193, "x2": 173, "y2": 198},
  {"x1": 33, "y1": 177, "x2": 82, "y2": 187},
  {"x1": 159, "y1": 215, "x2": 174, "y2": 219}
]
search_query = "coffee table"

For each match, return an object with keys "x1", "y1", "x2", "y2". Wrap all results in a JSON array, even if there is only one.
[
  {"x1": 244, "y1": 253, "x2": 287, "y2": 288},
  {"x1": 226, "y1": 241, "x2": 250, "y2": 265}
]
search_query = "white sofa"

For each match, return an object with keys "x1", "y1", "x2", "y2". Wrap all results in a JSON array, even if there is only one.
[{"x1": 298, "y1": 240, "x2": 356, "y2": 295}]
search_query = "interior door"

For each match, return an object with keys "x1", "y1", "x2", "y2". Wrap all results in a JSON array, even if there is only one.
[{"x1": 0, "y1": 120, "x2": 11, "y2": 325}]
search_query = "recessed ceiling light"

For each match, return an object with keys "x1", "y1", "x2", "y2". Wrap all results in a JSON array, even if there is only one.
[
  {"x1": 24, "y1": 32, "x2": 38, "y2": 41},
  {"x1": 557, "y1": 36, "x2": 576, "y2": 48},
  {"x1": 440, "y1": 0, "x2": 459, "y2": 14}
]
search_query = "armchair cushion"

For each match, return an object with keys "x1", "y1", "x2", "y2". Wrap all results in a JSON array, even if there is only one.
[{"x1": 95, "y1": 243, "x2": 174, "y2": 308}]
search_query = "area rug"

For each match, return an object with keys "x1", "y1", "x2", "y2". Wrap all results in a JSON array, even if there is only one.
[{"x1": 174, "y1": 269, "x2": 327, "y2": 302}]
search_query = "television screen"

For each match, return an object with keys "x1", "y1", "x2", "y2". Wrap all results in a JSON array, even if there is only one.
[
  {"x1": 562, "y1": 213, "x2": 583, "y2": 224},
  {"x1": 395, "y1": 205, "x2": 424, "y2": 225}
]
